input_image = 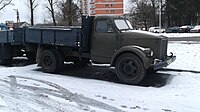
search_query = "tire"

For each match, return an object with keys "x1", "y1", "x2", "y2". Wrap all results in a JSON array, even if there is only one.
[
  {"x1": 115, "y1": 53, "x2": 146, "y2": 84},
  {"x1": 41, "y1": 49, "x2": 63, "y2": 73}
]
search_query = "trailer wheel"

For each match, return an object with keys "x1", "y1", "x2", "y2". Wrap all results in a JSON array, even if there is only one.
[
  {"x1": 115, "y1": 53, "x2": 146, "y2": 84},
  {"x1": 41, "y1": 50, "x2": 60, "y2": 73}
]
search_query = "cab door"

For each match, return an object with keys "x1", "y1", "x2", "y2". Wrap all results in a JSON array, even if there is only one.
[{"x1": 91, "y1": 19, "x2": 119, "y2": 63}]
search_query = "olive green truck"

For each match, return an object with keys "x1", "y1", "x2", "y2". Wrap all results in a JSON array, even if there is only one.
[{"x1": 0, "y1": 16, "x2": 176, "y2": 84}]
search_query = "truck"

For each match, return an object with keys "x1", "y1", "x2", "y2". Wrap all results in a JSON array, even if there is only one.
[
  {"x1": 0, "y1": 16, "x2": 176, "y2": 84},
  {"x1": 0, "y1": 24, "x2": 8, "y2": 31}
]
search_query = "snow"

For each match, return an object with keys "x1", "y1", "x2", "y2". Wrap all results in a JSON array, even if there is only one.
[
  {"x1": 161, "y1": 33, "x2": 200, "y2": 38},
  {"x1": 0, "y1": 36, "x2": 200, "y2": 111},
  {"x1": 167, "y1": 42, "x2": 200, "y2": 71}
]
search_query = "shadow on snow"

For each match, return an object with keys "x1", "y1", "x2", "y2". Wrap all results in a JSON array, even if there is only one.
[
  {"x1": 2, "y1": 58, "x2": 174, "y2": 88},
  {"x1": 52, "y1": 64, "x2": 173, "y2": 88}
]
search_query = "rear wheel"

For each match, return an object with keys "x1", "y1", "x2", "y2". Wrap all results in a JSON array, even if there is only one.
[
  {"x1": 115, "y1": 53, "x2": 146, "y2": 84},
  {"x1": 41, "y1": 49, "x2": 63, "y2": 73}
]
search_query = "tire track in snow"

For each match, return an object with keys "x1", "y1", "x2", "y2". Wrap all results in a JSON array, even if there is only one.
[
  {"x1": 0, "y1": 76, "x2": 125, "y2": 112},
  {"x1": 0, "y1": 78, "x2": 91, "y2": 112},
  {"x1": 14, "y1": 76, "x2": 125, "y2": 112}
]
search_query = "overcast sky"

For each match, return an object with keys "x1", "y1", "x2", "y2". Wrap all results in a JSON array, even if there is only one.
[
  {"x1": 0, "y1": 0, "x2": 46, "y2": 24},
  {"x1": 0, "y1": 0, "x2": 130, "y2": 24}
]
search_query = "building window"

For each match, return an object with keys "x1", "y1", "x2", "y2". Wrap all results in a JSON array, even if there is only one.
[
  {"x1": 91, "y1": 11, "x2": 95, "y2": 14},
  {"x1": 111, "y1": 10, "x2": 115, "y2": 13},
  {"x1": 106, "y1": 10, "x2": 109, "y2": 13},
  {"x1": 91, "y1": 5, "x2": 95, "y2": 8},
  {"x1": 105, "y1": 4, "x2": 109, "y2": 7},
  {"x1": 111, "y1": 4, "x2": 114, "y2": 7}
]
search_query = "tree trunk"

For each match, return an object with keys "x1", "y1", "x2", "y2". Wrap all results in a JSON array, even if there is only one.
[
  {"x1": 68, "y1": 0, "x2": 72, "y2": 26},
  {"x1": 30, "y1": 0, "x2": 34, "y2": 26}
]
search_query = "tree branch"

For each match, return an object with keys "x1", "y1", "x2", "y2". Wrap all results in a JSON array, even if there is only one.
[{"x1": 0, "y1": 0, "x2": 12, "y2": 11}]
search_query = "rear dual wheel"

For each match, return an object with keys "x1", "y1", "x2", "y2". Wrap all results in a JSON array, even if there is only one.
[{"x1": 115, "y1": 53, "x2": 146, "y2": 84}]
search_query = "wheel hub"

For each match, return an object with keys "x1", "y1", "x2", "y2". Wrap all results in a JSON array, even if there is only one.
[
  {"x1": 121, "y1": 60, "x2": 137, "y2": 77},
  {"x1": 44, "y1": 56, "x2": 52, "y2": 68}
]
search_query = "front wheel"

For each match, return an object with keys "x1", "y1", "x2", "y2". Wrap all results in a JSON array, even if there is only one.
[{"x1": 115, "y1": 53, "x2": 146, "y2": 84}]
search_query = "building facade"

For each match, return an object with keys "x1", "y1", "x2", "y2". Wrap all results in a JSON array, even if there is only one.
[{"x1": 80, "y1": 0, "x2": 123, "y2": 16}]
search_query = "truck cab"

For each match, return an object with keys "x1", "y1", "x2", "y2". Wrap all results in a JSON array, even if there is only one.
[{"x1": 89, "y1": 16, "x2": 175, "y2": 84}]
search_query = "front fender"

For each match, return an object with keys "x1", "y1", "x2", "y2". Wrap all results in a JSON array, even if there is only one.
[{"x1": 111, "y1": 46, "x2": 152, "y2": 69}]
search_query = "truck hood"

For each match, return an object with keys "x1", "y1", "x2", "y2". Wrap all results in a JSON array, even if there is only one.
[
  {"x1": 120, "y1": 30, "x2": 168, "y2": 60},
  {"x1": 121, "y1": 30, "x2": 164, "y2": 39}
]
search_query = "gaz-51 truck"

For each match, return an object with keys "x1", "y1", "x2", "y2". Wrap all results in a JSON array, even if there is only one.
[{"x1": 0, "y1": 16, "x2": 176, "y2": 84}]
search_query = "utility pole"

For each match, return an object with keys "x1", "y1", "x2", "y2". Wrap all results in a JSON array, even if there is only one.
[{"x1": 14, "y1": 9, "x2": 20, "y2": 28}]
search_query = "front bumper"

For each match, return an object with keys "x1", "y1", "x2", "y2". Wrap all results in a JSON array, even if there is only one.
[{"x1": 152, "y1": 54, "x2": 176, "y2": 70}]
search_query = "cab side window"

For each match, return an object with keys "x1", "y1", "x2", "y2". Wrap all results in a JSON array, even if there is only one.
[{"x1": 96, "y1": 20, "x2": 113, "y2": 33}]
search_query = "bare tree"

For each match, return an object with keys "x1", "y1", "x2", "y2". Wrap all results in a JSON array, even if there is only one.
[
  {"x1": 130, "y1": 0, "x2": 154, "y2": 30},
  {"x1": 46, "y1": 0, "x2": 57, "y2": 26},
  {"x1": 27, "y1": 0, "x2": 39, "y2": 26},
  {"x1": 129, "y1": 0, "x2": 165, "y2": 29},
  {"x1": 56, "y1": 0, "x2": 79, "y2": 26},
  {"x1": 0, "y1": 0, "x2": 12, "y2": 11}
]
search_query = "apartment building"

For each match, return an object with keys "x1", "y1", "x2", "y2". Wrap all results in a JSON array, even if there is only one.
[{"x1": 80, "y1": 0, "x2": 124, "y2": 16}]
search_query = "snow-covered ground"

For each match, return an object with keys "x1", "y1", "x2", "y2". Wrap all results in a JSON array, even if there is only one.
[{"x1": 0, "y1": 41, "x2": 200, "y2": 112}]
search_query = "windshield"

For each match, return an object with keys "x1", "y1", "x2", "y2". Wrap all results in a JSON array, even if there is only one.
[{"x1": 114, "y1": 19, "x2": 133, "y2": 30}]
